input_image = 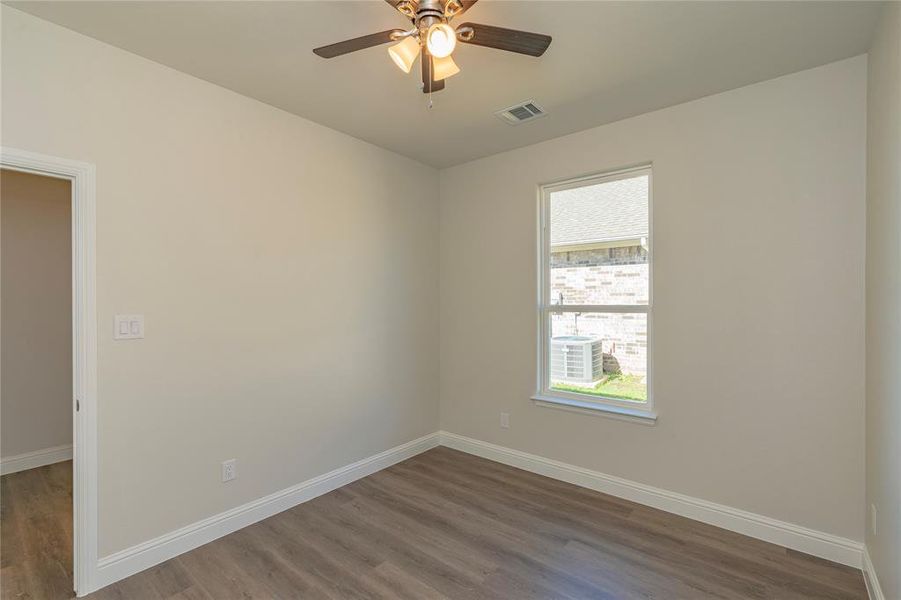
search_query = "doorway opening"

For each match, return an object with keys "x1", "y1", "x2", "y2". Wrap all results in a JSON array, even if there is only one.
[
  {"x1": 0, "y1": 148, "x2": 97, "y2": 597},
  {"x1": 1, "y1": 169, "x2": 74, "y2": 597}
]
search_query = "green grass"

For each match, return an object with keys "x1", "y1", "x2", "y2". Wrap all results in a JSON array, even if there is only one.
[{"x1": 551, "y1": 373, "x2": 647, "y2": 402}]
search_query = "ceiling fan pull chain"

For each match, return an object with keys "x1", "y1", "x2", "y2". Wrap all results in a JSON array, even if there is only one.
[{"x1": 427, "y1": 65, "x2": 434, "y2": 109}]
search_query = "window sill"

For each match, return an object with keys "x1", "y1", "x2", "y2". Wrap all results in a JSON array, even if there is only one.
[{"x1": 531, "y1": 394, "x2": 658, "y2": 425}]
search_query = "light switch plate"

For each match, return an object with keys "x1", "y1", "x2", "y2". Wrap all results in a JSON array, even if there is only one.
[{"x1": 114, "y1": 315, "x2": 144, "y2": 340}]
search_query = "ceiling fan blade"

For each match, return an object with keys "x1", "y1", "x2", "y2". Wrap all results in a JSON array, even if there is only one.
[
  {"x1": 313, "y1": 30, "x2": 403, "y2": 58},
  {"x1": 457, "y1": 22, "x2": 551, "y2": 57},
  {"x1": 421, "y1": 48, "x2": 446, "y2": 93}
]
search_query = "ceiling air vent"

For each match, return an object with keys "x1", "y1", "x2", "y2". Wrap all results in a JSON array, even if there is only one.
[{"x1": 495, "y1": 100, "x2": 546, "y2": 125}]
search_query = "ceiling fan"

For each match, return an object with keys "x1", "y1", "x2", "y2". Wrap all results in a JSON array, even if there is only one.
[{"x1": 312, "y1": 0, "x2": 552, "y2": 95}]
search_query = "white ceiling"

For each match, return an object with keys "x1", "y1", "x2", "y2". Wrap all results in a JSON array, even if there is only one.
[{"x1": 7, "y1": 1, "x2": 883, "y2": 167}]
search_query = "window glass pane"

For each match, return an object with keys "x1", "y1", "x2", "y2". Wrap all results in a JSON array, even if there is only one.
[
  {"x1": 549, "y1": 311, "x2": 647, "y2": 403},
  {"x1": 549, "y1": 175, "x2": 649, "y2": 306}
]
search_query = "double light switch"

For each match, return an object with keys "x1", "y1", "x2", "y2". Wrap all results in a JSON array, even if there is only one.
[{"x1": 114, "y1": 315, "x2": 144, "y2": 340}]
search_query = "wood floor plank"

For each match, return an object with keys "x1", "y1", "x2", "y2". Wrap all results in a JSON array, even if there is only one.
[
  {"x1": 365, "y1": 562, "x2": 451, "y2": 600},
  {"x1": 382, "y1": 459, "x2": 742, "y2": 599},
  {"x1": 240, "y1": 513, "x2": 382, "y2": 599},
  {"x1": 352, "y1": 473, "x2": 630, "y2": 600},
  {"x1": 213, "y1": 526, "x2": 331, "y2": 600},
  {"x1": 296, "y1": 494, "x2": 486, "y2": 600},
  {"x1": 1, "y1": 450, "x2": 868, "y2": 600},
  {"x1": 164, "y1": 586, "x2": 213, "y2": 600},
  {"x1": 1, "y1": 461, "x2": 75, "y2": 600}
]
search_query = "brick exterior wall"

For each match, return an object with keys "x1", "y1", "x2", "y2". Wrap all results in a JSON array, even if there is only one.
[
  {"x1": 550, "y1": 244, "x2": 648, "y2": 377},
  {"x1": 551, "y1": 245, "x2": 647, "y2": 268}
]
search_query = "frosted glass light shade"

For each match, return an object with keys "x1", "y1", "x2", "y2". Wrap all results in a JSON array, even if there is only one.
[
  {"x1": 432, "y1": 54, "x2": 460, "y2": 80},
  {"x1": 388, "y1": 36, "x2": 420, "y2": 73}
]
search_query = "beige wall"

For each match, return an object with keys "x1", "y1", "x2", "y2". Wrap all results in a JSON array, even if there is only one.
[
  {"x1": 439, "y1": 57, "x2": 867, "y2": 541},
  {"x1": 1, "y1": 169, "x2": 73, "y2": 459},
  {"x1": 865, "y1": 3, "x2": 901, "y2": 597},
  {"x1": 1, "y1": 6, "x2": 439, "y2": 556}
]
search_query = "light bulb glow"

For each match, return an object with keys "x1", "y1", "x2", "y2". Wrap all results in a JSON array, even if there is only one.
[
  {"x1": 388, "y1": 36, "x2": 420, "y2": 73},
  {"x1": 432, "y1": 54, "x2": 460, "y2": 80},
  {"x1": 426, "y1": 23, "x2": 456, "y2": 58}
]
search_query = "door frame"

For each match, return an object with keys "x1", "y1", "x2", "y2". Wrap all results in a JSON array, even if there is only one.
[{"x1": 1, "y1": 147, "x2": 98, "y2": 596}]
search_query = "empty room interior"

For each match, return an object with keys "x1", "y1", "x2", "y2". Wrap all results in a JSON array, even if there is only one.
[{"x1": 0, "y1": 1, "x2": 898, "y2": 599}]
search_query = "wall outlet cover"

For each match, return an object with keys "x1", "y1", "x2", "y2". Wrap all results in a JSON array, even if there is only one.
[{"x1": 221, "y1": 459, "x2": 237, "y2": 483}]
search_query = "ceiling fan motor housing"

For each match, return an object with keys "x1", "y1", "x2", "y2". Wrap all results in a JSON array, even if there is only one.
[{"x1": 415, "y1": 0, "x2": 448, "y2": 32}]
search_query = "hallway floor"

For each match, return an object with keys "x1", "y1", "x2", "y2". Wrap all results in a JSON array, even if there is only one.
[{"x1": 1, "y1": 460, "x2": 74, "y2": 599}]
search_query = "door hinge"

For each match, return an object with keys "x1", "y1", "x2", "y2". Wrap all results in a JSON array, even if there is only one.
[{"x1": 76, "y1": 398, "x2": 80, "y2": 412}]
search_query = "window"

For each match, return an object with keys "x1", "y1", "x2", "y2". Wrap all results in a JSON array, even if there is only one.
[{"x1": 535, "y1": 166, "x2": 654, "y2": 422}]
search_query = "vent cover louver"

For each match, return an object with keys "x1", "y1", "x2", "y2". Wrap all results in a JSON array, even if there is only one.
[{"x1": 495, "y1": 100, "x2": 546, "y2": 125}]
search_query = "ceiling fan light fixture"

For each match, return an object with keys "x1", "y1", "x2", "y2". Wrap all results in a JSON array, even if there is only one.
[
  {"x1": 312, "y1": 0, "x2": 553, "y2": 98},
  {"x1": 432, "y1": 54, "x2": 460, "y2": 80},
  {"x1": 426, "y1": 23, "x2": 456, "y2": 58},
  {"x1": 388, "y1": 36, "x2": 420, "y2": 73}
]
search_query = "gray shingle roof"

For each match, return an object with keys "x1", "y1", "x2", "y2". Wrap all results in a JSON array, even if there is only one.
[{"x1": 550, "y1": 175, "x2": 648, "y2": 246}]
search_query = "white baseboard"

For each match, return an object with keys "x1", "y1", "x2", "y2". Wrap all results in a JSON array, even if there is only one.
[
  {"x1": 88, "y1": 429, "x2": 868, "y2": 595},
  {"x1": 439, "y1": 431, "x2": 864, "y2": 569},
  {"x1": 1, "y1": 444, "x2": 73, "y2": 476},
  {"x1": 91, "y1": 432, "x2": 440, "y2": 594},
  {"x1": 862, "y1": 546, "x2": 886, "y2": 600}
]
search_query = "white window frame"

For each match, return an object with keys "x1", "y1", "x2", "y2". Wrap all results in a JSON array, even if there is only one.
[{"x1": 533, "y1": 165, "x2": 656, "y2": 424}]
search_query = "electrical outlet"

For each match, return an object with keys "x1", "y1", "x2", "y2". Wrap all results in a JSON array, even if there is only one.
[
  {"x1": 500, "y1": 412, "x2": 510, "y2": 429},
  {"x1": 221, "y1": 459, "x2": 237, "y2": 483},
  {"x1": 870, "y1": 503, "x2": 877, "y2": 537}
]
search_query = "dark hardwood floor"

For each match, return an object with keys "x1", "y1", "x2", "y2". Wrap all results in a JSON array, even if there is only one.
[{"x1": 2, "y1": 448, "x2": 868, "y2": 599}]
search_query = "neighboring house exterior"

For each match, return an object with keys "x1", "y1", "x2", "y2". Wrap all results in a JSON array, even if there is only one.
[{"x1": 550, "y1": 176, "x2": 648, "y2": 377}]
